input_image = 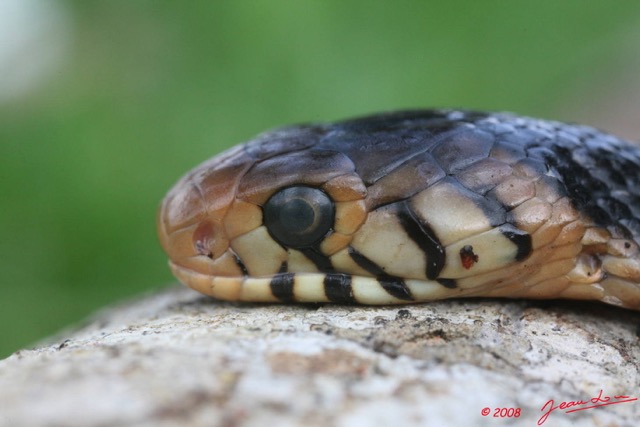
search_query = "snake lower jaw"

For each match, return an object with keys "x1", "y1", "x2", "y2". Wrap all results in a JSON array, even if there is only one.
[
  {"x1": 166, "y1": 260, "x2": 524, "y2": 306},
  {"x1": 168, "y1": 261, "x2": 460, "y2": 304},
  {"x1": 168, "y1": 258, "x2": 640, "y2": 310}
]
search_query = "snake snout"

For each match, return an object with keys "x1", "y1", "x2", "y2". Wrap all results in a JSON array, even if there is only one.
[{"x1": 158, "y1": 149, "x2": 254, "y2": 275}]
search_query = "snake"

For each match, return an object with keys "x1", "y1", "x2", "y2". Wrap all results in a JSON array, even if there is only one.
[{"x1": 157, "y1": 110, "x2": 640, "y2": 311}]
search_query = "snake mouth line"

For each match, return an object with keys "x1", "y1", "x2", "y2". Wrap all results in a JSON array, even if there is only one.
[{"x1": 168, "y1": 261, "x2": 459, "y2": 304}]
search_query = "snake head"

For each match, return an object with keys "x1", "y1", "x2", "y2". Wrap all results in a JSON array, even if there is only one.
[
  {"x1": 157, "y1": 124, "x2": 369, "y2": 300},
  {"x1": 159, "y1": 110, "x2": 640, "y2": 309}
]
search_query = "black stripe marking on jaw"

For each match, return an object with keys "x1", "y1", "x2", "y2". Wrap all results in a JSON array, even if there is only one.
[
  {"x1": 437, "y1": 278, "x2": 457, "y2": 289},
  {"x1": 231, "y1": 251, "x2": 250, "y2": 276},
  {"x1": 396, "y1": 202, "x2": 446, "y2": 280},
  {"x1": 378, "y1": 276, "x2": 414, "y2": 301},
  {"x1": 270, "y1": 262, "x2": 295, "y2": 302},
  {"x1": 500, "y1": 225, "x2": 532, "y2": 261},
  {"x1": 299, "y1": 247, "x2": 335, "y2": 272},
  {"x1": 348, "y1": 246, "x2": 386, "y2": 276},
  {"x1": 348, "y1": 247, "x2": 414, "y2": 301},
  {"x1": 324, "y1": 274, "x2": 355, "y2": 303}
]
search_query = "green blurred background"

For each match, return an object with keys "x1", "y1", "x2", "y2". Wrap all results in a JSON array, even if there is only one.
[{"x1": 1, "y1": 1, "x2": 640, "y2": 358}]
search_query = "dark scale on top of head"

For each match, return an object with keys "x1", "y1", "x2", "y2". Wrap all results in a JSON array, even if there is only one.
[{"x1": 316, "y1": 110, "x2": 491, "y2": 185}]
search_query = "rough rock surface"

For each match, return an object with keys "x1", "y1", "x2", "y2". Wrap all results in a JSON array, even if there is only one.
[{"x1": 0, "y1": 285, "x2": 638, "y2": 427}]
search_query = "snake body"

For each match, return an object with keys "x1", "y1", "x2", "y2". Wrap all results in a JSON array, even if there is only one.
[{"x1": 158, "y1": 110, "x2": 640, "y2": 310}]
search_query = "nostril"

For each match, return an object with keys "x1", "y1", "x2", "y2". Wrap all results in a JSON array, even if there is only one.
[
  {"x1": 192, "y1": 221, "x2": 229, "y2": 260},
  {"x1": 195, "y1": 240, "x2": 213, "y2": 259},
  {"x1": 193, "y1": 221, "x2": 214, "y2": 258}
]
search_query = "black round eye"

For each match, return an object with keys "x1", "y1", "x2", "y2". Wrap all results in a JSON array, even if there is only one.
[{"x1": 263, "y1": 186, "x2": 334, "y2": 249}]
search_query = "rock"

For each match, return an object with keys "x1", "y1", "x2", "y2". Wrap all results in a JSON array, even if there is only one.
[{"x1": 0, "y1": 286, "x2": 638, "y2": 427}]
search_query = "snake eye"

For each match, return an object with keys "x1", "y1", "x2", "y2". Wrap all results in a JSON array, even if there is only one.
[{"x1": 263, "y1": 186, "x2": 334, "y2": 249}]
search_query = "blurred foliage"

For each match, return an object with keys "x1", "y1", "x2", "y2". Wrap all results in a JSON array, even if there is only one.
[{"x1": 1, "y1": 1, "x2": 640, "y2": 358}]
